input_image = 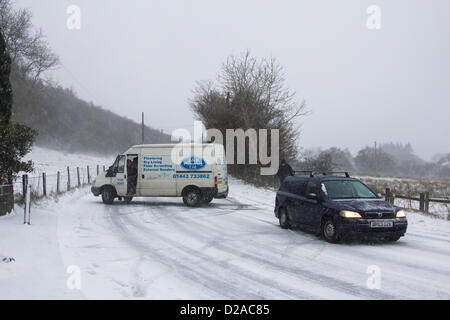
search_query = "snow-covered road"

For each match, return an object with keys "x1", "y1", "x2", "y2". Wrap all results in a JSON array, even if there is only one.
[
  {"x1": 48, "y1": 180, "x2": 450, "y2": 300},
  {"x1": 3, "y1": 148, "x2": 448, "y2": 299}
]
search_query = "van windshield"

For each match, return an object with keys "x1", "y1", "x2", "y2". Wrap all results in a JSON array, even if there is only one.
[{"x1": 321, "y1": 180, "x2": 377, "y2": 199}]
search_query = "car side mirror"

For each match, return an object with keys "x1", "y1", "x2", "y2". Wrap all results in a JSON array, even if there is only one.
[{"x1": 306, "y1": 193, "x2": 319, "y2": 200}]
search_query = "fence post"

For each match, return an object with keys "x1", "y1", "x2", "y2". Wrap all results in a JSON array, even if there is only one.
[
  {"x1": 26, "y1": 184, "x2": 31, "y2": 225},
  {"x1": 67, "y1": 166, "x2": 71, "y2": 191},
  {"x1": 419, "y1": 193, "x2": 425, "y2": 211},
  {"x1": 424, "y1": 192, "x2": 430, "y2": 214},
  {"x1": 97, "y1": 164, "x2": 99, "y2": 176},
  {"x1": 87, "y1": 166, "x2": 91, "y2": 184},
  {"x1": 385, "y1": 188, "x2": 391, "y2": 203},
  {"x1": 103, "y1": 165, "x2": 106, "y2": 172},
  {"x1": 22, "y1": 174, "x2": 28, "y2": 197},
  {"x1": 77, "y1": 167, "x2": 81, "y2": 187},
  {"x1": 42, "y1": 173, "x2": 47, "y2": 196},
  {"x1": 22, "y1": 174, "x2": 28, "y2": 224},
  {"x1": 57, "y1": 171, "x2": 60, "y2": 194}
]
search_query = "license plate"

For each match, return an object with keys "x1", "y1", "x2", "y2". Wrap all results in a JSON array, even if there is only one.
[{"x1": 370, "y1": 221, "x2": 393, "y2": 228}]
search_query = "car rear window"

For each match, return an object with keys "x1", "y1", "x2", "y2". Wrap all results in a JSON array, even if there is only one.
[{"x1": 321, "y1": 180, "x2": 377, "y2": 199}]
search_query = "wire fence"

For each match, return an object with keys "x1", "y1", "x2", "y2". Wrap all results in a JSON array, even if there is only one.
[{"x1": 0, "y1": 164, "x2": 107, "y2": 199}]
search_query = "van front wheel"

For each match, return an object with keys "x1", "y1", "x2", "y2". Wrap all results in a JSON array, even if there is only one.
[
  {"x1": 183, "y1": 188, "x2": 202, "y2": 207},
  {"x1": 101, "y1": 187, "x2": 115, "y2": 205}
]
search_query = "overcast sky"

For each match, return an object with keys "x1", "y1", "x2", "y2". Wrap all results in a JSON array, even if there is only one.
[{"x1": 14, "y1": 0, "x2": 450, "y2": 160}]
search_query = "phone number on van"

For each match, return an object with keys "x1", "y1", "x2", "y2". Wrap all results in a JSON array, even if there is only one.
[{"x1": 173, "y1": 173, "x2": 210, "y2": 179}]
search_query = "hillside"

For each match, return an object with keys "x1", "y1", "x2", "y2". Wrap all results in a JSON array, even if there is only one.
[{"x1": 10, "y1": 72, "x2": 171, "y2": 156}]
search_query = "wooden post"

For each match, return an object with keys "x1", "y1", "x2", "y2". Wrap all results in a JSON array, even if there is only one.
[
  {"x1": 419, "y1": 193, "x2": 425, "y2": 211},
  {"x1": 87, "y1": 166, "x2": 91, "y2": 184},
  {"x1": 42, "y1": 173, "x2": 47, "y2": 196},
  {"x1": 77, "y1": 167, "x2": 81, "y2": 186},
  {"x1": 97, "y1": 164, "x2": 99, "y2": 176},
  {"x1": 22, "y1": 174, "x2": 28, "y2": 224},
  {"x1": 424, "y1": 192, "x2": 430, "y2": 214},
  {"x1": 67, "y1": 166, "x2": 71, "y2": 191},
  {"x1": 22, "y1": 174, "x2": 28, "y2": 197},
  {"x1": 57, "y1": 171, "x2": 60, "y2": 194},
  {"x1": 385, "y1": 188, "x2": 391, "y2": 203},
  {"x1": 103, "y1": 165, "x2": 106, "y2": 172},
  {"x1": 26, "y1": 184, "x2": 31, "y2": 225}
]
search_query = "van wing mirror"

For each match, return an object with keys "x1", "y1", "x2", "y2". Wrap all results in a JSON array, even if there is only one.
[{"x1": 106, "y1": 166, "x2": 116, "y2": 177}]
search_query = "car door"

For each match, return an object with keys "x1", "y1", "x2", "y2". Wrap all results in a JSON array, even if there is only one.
[
  {"x1": 303, "y1": 180, "x2": 323, "y2": 227},
  {"x1": 286, "y1": 179, "x2": 308, "y2": 225}
]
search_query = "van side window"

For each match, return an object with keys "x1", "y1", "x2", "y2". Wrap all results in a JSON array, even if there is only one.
[
  {"x1": 117, "y1": 155, "x2": 125, "y2": 173},
  {"x1": 305, "y1": 181, "x2": 319, "y2": 195}
]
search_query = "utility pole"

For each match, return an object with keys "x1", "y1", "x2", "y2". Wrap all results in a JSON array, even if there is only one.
[
  {"x1": 374, "y1": 141, "x2": 377, "y2": 174},
  {"x1": 141, "y1": 112, "x2": 144, "y2": 145}
]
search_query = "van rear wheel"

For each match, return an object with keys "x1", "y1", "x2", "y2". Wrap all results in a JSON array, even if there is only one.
[
  {"x1": 202, "y1": 195, "x2": 214, "y2": 205},
  {"x1": 101, "y1": 187, "x2": 115, "y2": 205},
  {"x1": 183, "y1": 188, "x2": 202, "y2": 207},
  {"x1": 124, "y1": 196, "x2": 133, "y2": 204}
]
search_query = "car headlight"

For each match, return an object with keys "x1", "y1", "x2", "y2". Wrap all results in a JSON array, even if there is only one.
[
  {"x1": 396, "y1": 210, "x2": 406, "y2": 218},
  {"x1": 339, "y1": 210, "x2": 362, "y2": 218}
]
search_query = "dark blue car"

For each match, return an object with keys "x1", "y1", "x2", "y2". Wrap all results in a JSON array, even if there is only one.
[{"x1": 274, "y1": 173, "x2": 408, "y2": 243}]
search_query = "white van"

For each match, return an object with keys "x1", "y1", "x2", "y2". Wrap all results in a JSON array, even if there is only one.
[{"x1": 91, "y1": 143, "x2": 228, "y2": 206}]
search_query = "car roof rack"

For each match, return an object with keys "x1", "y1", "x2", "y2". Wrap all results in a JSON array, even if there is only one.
[
  {"x1": 321, "y1": 171, "x2": 350, "y2": 178},
  {"x1": 294, "y1": 170, "x2": 314, "y2": 177}
]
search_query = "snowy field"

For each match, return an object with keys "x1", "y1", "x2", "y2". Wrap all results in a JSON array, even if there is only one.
[
  {"x1": 14, "y1": 147, "x2": 113, "y2": 196},
  {"x1": 1, "y1": 149, "x2": 450, "y2": 299},
  {"x1": 356, "y1": 175, "x2": 450, "y2": 219}
]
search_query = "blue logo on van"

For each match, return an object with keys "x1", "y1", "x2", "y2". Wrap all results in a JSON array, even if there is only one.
[{"x1": 180, "y1": 156, "x2": 206, "y2": 170}]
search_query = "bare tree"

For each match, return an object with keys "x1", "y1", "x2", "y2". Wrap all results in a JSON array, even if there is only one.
[
  {"x1": 191, "y1": 51, "x2": 308, "y2": 185},
  {"x1": 0, "y1": 0, "x2": 59, "y2": 82}
]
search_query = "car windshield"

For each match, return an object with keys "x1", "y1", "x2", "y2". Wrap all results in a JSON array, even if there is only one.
[{"x1": 321, "y1": 180, "x2": 377, "y2": 199}]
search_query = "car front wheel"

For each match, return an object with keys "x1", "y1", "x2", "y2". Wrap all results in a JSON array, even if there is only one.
[{"x1": 322, "y1": 218, "x2": 340, "y2": 243}]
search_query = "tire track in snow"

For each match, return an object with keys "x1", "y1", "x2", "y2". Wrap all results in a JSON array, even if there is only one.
[
  {"x1": 158, "y1": 207, "x2": 397, "y2": 300},
  {"x1": 105, "y1": 206, "x2": 271, "y2": 299},
  {"x1": 113, "y1": 208, "x2": 319, "y2": 299}
]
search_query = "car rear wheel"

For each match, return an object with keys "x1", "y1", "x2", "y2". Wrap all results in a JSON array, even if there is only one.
[
  {"x1": 101, "y1": 187, "x2": 115, "y2": 205},
  {"x1": 279, "y1": 208, "x2": 290, "y2": 229},
  {"x1": 183, "y1": 188, "x2": 202, "y2": 207},
  {"x1": 322, "y1": 218, "x2": 340, "y2": 243}
]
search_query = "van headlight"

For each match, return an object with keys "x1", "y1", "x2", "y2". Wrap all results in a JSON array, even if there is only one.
[
  {"x1": 396, "y1": 210, "x2": 406, "y2": 218},
  {"x1": 339, "y1": 210, "x2": 362, "y2": 218}
]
